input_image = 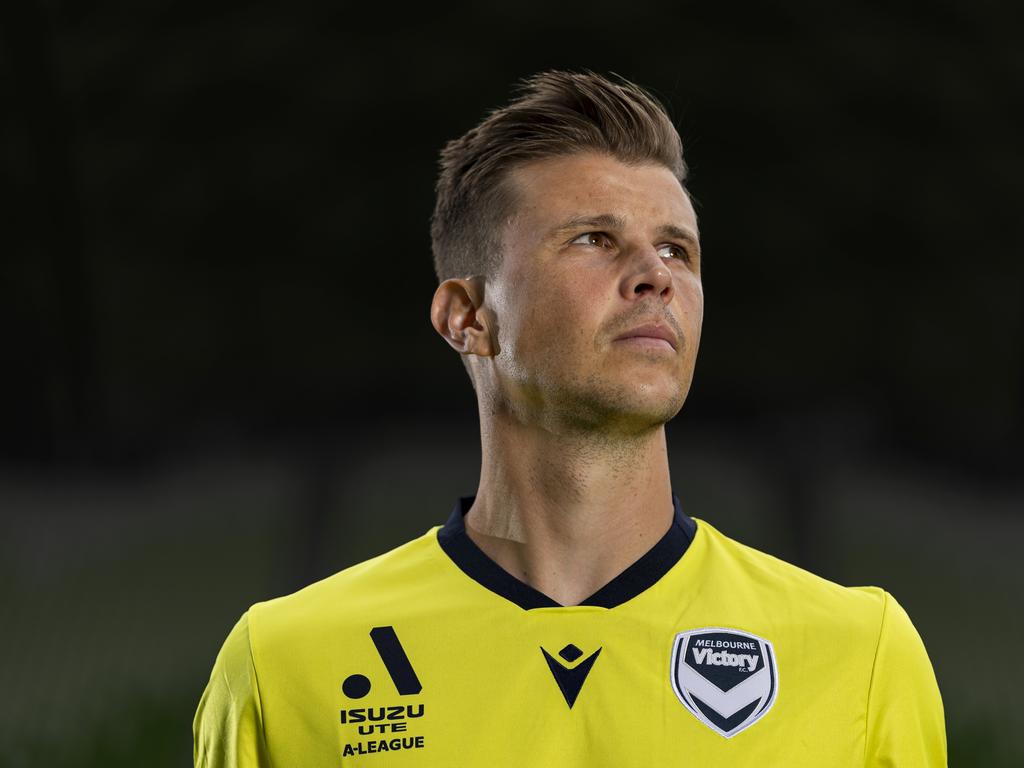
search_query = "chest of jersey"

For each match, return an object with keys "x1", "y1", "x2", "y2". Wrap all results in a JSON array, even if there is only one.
[{"x1": 255, "y1": 604, "x2": 869, "y2": 767}]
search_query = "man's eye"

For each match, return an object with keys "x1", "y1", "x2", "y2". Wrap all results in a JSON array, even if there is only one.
[
  {"x1": 571, "y1": 232, "x2": 611, "y2": 248},
  {"x1": 658, "y1": 243, "x2": 690, "y2": 262}
]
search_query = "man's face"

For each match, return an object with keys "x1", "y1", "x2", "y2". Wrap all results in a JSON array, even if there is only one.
[{"x1": 483, "y1": 150, "x2": 703, "y2": 435}]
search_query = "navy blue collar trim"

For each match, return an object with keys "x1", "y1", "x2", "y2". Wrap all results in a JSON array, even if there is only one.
[{"x1": 436, "y1": 493, "x2": 697, "y2": 610}]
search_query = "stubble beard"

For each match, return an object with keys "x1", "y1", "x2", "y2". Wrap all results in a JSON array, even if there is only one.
[
  {"x1": 551, "y1": 365, "x2": 687, "y2": 439},
  {"x1": 489, "y1": 351, "x2": 688, "y2": 445}
]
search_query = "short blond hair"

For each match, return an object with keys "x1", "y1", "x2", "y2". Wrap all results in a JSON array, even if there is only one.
[{"x1": 430, "y1": 69, "x2": 687, "y2": 283}]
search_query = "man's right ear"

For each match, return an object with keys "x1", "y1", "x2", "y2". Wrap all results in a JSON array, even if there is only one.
[{"x1": 429, "y1": 277, "x2": 497, "y2": 358}]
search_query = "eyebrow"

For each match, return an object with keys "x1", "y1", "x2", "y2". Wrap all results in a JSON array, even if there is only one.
[{"x1": 548, "y1": 213, "x2": 701, "y2": 253}]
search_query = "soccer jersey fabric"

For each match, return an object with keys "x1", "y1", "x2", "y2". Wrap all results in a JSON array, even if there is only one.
[{"x1": 194, "y1": 493, "x2": 946, "y2": 767}]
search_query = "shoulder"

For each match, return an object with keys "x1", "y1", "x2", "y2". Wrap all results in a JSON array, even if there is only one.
[
  {"x1": 691, "y1": 518, "x2": 890, "y2": 640},
  {"x1": 246, "y1": 527, "x2": 446, "y2": 651},
  {"x1": 686, "y1": 520, "x2": 945, "y2": 761}
]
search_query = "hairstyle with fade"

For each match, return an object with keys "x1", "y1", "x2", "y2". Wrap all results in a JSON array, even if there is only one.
[{"x1": 429, "y1": 69, "x2": 689, "y2": 386}]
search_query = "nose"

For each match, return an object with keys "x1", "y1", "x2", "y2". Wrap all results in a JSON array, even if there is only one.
[{"x1": 620, "y1": 244, "x2": 674, "y2": 305}]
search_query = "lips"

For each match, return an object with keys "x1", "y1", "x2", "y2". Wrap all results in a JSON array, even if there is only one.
[{"x1": 614, "y1": 322, "x2": 678, "y2": 350}]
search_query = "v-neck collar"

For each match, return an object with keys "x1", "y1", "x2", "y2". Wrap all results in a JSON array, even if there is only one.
[{"x1": 436, "y1": 492, "x2": 697, "y2": 610}]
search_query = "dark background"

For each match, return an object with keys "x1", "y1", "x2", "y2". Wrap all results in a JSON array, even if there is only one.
[{"x1": 1, "y1": 1, "x2": 1021, "y2": 765}]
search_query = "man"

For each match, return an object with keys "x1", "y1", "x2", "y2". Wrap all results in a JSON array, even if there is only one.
[{"x1": 194, "y1": 70, "x2": 946, "y2": 766}]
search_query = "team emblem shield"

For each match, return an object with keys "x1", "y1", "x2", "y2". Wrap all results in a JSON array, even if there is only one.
[{"x1": 670, "y1": 627, "x2": 779, "y2": 738}]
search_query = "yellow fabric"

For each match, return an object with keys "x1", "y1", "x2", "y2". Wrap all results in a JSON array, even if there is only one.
[
  {"x1": 193, "y1": 613, "x2": 271, "y2": 768},
  {"x1": 193, "y1": 518, "x2": 946, "y2": 767},
  {"x1": 864, "y1": 592, "x2": 947, "y2": 766}
]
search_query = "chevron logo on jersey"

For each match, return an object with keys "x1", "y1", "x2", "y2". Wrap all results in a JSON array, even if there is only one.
[
  {"x1": 541, "y1": 644, "x2": 602, "y2": 709},
  {"x1": 669, "y1": 627, "x2": 779, "y2": 738}
]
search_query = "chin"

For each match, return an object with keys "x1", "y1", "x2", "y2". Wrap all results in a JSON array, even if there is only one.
[
  {"x1": 633, "y1": 381, "x2": 690, "y2": 418},
  {"x1": 599, "y1": 386, "x2": 687, "y2": 432}
]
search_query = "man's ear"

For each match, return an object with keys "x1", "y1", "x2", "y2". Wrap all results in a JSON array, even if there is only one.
[{"x1": 430, "y1": 277, "x2": 497, "y2": 358}]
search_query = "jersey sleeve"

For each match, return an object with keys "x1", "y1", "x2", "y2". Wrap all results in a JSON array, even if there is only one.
[
  {"x1": 864, "y1": 591, "x2": 947, "y2": 767},
  {"x1": 193, "y1": 611, "x2": 272, "y2": 768}
]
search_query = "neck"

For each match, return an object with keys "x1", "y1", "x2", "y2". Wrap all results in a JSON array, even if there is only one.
[{"x1": 464, "y1": 409, "x2": 675, "y2": 606}]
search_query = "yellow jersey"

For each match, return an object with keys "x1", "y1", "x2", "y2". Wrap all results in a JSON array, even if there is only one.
[{"x1": 194, "y1": 493, "x2": 946, "y2": 767}]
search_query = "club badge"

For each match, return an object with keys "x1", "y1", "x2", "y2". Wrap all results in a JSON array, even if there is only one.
[{"x1": 669, "y1": 627, "x2": 778, "y2": 738}]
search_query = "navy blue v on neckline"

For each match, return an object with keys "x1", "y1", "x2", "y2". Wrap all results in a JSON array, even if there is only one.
[{"x1": 436, "y1": 492, "x2": 697, "y2": 610}]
